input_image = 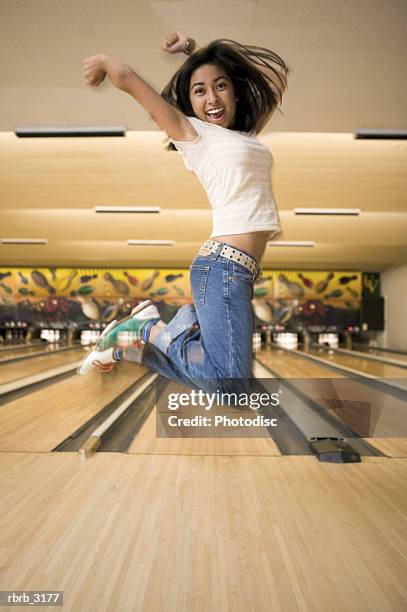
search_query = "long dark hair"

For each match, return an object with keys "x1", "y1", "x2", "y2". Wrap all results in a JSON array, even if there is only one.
[{"x1": 161, "y1": 39, "x2": 289, "y2": 150}]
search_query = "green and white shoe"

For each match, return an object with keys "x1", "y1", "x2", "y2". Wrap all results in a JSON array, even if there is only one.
[
  {"x1": 96, "y1": 300, "x2": 160, "y2": 351},
  {"x1": 77, "y1": 346, "x2": 119, "y2": 376}
]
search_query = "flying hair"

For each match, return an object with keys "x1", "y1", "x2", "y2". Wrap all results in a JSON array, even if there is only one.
[{"x1": 161, "y1": 39, "x2": 290, "y2": 149}]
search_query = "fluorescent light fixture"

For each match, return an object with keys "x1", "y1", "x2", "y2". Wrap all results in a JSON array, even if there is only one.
[
  {"x1": 294, "y1": 208, "x2": 361, "y2": 216},
  {"x1": 1, "y1": 238, "x2": 48, "y2": 245},
  {"x1": 268, "y1": 241, "x2": 316, "y2": 247},
  {"x1": 15, "y1": 126, "x2": 126, "y2": 138},
  {"x1": 95, "y1": 206, "x2": 161, "y2": 214},
  {"x1": 127, "y1": 240, "x2": 175, "y2": 246},
  {"x1": 354, "y1": 129, "x2": 407, "y2": 140}
]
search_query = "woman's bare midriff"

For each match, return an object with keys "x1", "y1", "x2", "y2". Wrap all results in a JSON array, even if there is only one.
[{"x1": 211, "y1": 231, "x2": 269, "y2": 263}]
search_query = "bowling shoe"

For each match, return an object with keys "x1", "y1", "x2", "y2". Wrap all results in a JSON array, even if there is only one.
[
  {"x1": 77, "y1": 346, "x2": 119, "y2": 375},
  {"x1": 96, "y1": 299, "x2": 160, "y2": 351}
]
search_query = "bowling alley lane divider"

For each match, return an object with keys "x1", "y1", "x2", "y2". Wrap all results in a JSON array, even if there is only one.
[{"x1": 78, "y1": 372, "x2": 158, "y2": 461}]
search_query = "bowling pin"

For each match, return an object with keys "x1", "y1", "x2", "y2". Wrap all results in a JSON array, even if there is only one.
[
  {"x1": 316, "y1": 272, "x2": 334, "y2": 294},
  {"x1": 298, "y1": 273, "x2": 313, "y2": 289},
  {"x1": 104, "y1": 272, "x2": 130, "y2": 296},
  {"x1": 141, "y1": 270, "x2": 160, "y2": 292}
]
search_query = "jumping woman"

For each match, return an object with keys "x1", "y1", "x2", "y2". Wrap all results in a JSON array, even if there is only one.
[{"x1": 79, "y1": 32, "x2": 289, "y2": 393}]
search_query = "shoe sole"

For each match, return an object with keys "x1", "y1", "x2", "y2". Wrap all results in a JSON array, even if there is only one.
[
  {"x1": 77, "y1": 300, "x2": 155, "y2": 375},
  {"x1": 77, "y1": 348, "x2": 104, "y2": 375}
]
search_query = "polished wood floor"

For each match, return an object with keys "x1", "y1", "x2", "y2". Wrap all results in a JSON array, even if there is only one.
[
  {"x1": 0, "y1": 345, "x2": 406, "y2": 611},
  {"x1": 1, "y1": 453, "x2": 406, "y2": 611}
]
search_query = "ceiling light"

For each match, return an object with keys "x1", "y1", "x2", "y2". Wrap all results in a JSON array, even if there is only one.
[
  {"x1": 1, "y1": 238, "x2": 48, "y2": 245},
  {"x1": 15, "y1": 126, "x2": 126, "y2": 137},
  {"x1": 294, "y1": 208, "x2": 360, "y2": 216},
  {"x1": 354, "y1": 129, "x2": 407, "y2": 140},
  {"x1": 268, "y1": 241, "x2": 316, "y2": 247},
  {"x1": 95, "y1": 206, "x2": 161, "y2": 213},
  {"x1": 127, "y1": 240, "x2": 175, "y2": 246}
]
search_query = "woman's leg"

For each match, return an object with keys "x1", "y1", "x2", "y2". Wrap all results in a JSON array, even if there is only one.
[
  {"x1": 89, "y1": 250, "x2": 255, "y2": 393},
  {"x1": 188, "y1": 254, "x2": 254, "y2": 379},
  {"x1": 121, "y1": 304, "x2": 203, "y2": 390},
  {"x1": 147, "y1": 252, "x2": 255, "y2": 387},
  {"x1": 124, "y1": 342, "x2": 201, "y2": 390}
]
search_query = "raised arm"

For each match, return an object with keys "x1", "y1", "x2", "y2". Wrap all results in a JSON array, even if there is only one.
[
  {"x1": 83, "y1": 53, "x2": 197, "y2": 141},
  {"x1": 161, "y1": 31, "x2": 199, "y2": 56}
]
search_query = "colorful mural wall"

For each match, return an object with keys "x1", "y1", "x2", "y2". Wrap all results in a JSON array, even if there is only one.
[
  {"x1": 0, "y1": 268, "x2": 379, "y2": 329},
  {"x1": 253, "y1": 270, "x2": 363, "y2": 329},
  {"x1": 0, "y1": 268, "x2": 191, "y2": 327}
]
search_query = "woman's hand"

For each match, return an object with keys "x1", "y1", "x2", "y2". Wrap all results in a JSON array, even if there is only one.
[
  {"x1": 93, "y1": 360, "x2": 116, "y2": 373},
  {"x1": 83, "y1": 54, "x2": 108, "y2": 87},
  {"x1": 161, "y1": 32, "x2": 189, "y2": 54}
]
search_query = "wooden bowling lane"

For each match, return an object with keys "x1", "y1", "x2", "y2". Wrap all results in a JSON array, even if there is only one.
[
  {"x1": 0, "y1": 341, "x2": 42, "y2": 352},
  {"x1": 128, "y1": 381, "x2": 281, "y2": 456},
  {"x1": 0, "y1": 342, "x2": 44, "y2": 356},
  {"x1": 1, "y1": 452, "x2": 406, "y2": 611},
  {"x1": 307, "y1": 347, "x2": 407, "y2": 379},
  {"x1": 353, "y1": 345, "x2": 407, "y2": 365},
  {"x1": 128, "y1": 383, "x2": 281, "y2": 457},
  {"x1": 0, "y1": 360, "x2": 148, "y2": 452},
  {"x1": 256, "y1": 348, "x2": 407, "y2": 457},
  {"x1": 0, "y1": 343, "x2": 73, "y2": 363},
  {"x1": 0, "y1": 346, "x2": 86, "y2": 385},
  {"x1": 256, "y1": 346, "x2": 343, "y2": 378}
]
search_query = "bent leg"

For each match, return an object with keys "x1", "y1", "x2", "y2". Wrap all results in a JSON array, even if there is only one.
[
  {"x1": 123, "y1": 342, "x2": 201, "y2": 390},
  {"x1": 146, "y1": 256, "x2": 255, "y2": 388},
  {"x1": 153, "y1": 303, "x2": 198, "y2": 353},
  {"x1": 120, "y1": 255, "x2": 255, "y2": 392}
]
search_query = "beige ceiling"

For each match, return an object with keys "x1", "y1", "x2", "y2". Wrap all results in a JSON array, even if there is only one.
[{"x1": 0, "y1": 0, "x2": 406, "y2": 271}]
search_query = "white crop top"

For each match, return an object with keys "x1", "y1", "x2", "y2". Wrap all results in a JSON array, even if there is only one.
[{"x1": 170, "y1": 116, "x2": 281, "y2": 240}]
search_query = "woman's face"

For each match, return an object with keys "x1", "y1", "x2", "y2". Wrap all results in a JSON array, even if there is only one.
[{"x1": 189, "y1": 63, "x2": 236, "y2": 128}]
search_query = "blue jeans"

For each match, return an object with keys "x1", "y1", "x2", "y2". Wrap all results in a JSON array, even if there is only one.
[{"x1": 126, "y1": 244, "x2": 257, "y2": 392}]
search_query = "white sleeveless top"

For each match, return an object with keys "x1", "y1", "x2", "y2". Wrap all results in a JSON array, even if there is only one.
[{"x1": 170, "y1": 116, "x2": 281, "y2": 240}]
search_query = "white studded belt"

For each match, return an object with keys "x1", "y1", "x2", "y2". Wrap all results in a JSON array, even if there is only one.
[{"x1": 199, "y1": 239, "x2": 261, "y2": 279}]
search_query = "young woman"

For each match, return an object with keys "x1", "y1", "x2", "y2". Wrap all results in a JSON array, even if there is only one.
[{"x1": 79, "y1": 32, "x2": 289, "y2": 392}]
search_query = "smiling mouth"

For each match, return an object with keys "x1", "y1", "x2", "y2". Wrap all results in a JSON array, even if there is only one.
[{"x1": 206, "y1": 108, "x2": 225, "y2": 122}]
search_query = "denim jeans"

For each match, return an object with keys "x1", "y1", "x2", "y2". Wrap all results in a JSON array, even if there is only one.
[{"x1": 125, "y1": 243, "x2": 257, "y2": 392}]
